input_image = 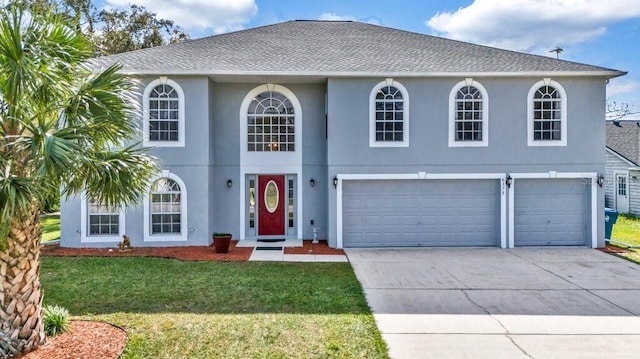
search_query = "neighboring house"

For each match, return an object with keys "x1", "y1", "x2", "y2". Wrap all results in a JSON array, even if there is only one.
[
  {"x1": 60, "y1": 20, "x2": 625, "y2": 249},
  {"x1": 605, "y1": 122, "x2": 640, "y2": 215}
]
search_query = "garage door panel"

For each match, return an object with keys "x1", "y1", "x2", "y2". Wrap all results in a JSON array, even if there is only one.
[
  {"x1": 343, "y1": 179, "x2": 500, "y2": 247},
  {"x1": 514, "y1": 179, "x2": 588, "y2": 246}
]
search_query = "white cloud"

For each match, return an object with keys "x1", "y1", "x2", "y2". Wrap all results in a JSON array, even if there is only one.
[
  {"x1": 318, "y1": 13, "x2": 358, "y2": 21},
  {"x1": 608, "y1": 80, "x2": 640, "y2": 97},
  {"x1": 318, "y1": 13, "x2": 381, "y2": 25},
  {"x1": 427, "y1": 0, "x2": 640, "y2": 53},
  {"x1": 105, "y1": 0, "x2": 257, "y2": 34}
]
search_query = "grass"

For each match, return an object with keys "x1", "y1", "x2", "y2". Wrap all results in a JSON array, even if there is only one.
[
  {"x1": 41, "y1": 257, "x2": 388, "y2": 358},
  {"x1": 609, "y1": 213, "x2": 640, "y2": 264},
  {"x1": 40, "y1": 214, "x2": 60, "y2": 242},
  {"x1": 610, "y1": 213, "x2": 640, "y2": 246}
]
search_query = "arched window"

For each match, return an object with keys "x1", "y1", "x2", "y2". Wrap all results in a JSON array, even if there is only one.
[
  {"x1": 247, "y1": 91, "x2": 295, "y2": 152},
  {"x1": 449, "y1": 79, "x2": 489, "y2": 147},
  {"x1": 528, "y1": 79, "x2": 567, "y2": 146},
  {"x1": 144, "y1": 171, "x2": 188, "y2": 241},
  {"x1": 143, "y1": 78, "x2": 185, "y2": 147},
  {"x1": 369, "y1": 79, "x2": 409, "y2": 147}
]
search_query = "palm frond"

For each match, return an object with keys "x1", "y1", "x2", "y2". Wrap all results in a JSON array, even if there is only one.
[
  {"x1": 61, "y1": 64, "x2": 140, "y2": 145},
  {"x1": 63, "y1": 145, "x2": 159, "y2": 208}
]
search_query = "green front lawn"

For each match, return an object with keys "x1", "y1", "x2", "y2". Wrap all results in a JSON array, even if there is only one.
[
  {"x1": 41, "y1": 257, "x2": 388, "y2": 358},
  {"x1": 40, "y1": 214, "x2": 60, "y2": 242},
  {"x1": 609, "y1": 213, "x2": 640, "y2": 264},
  {"x1": 610, "y1": 213, "x2": 640, "y2": 246}
]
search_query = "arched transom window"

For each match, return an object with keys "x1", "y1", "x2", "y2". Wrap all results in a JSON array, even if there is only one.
[
  {"x1": 148, "y1": 84, "x2": 180, "y2": 142},
  {"x1": 532, "y1": 85, "x2": 562, "y2": 141},
  {"x1": 375, "y1": 86, "x2": 404, "y2": 142},
  {"x1": 455, "y1": 86, "x2": 484, "y2": 141},
  {"x1": 369, "y1": 79, "x2": 409, "y2": 147},
  {"x1": 142, "y1": 78, "x2": 185, "y2": 147},
  {"x1": 247, "y1": 91, "x2": 295, "y2": 152},
  {"x1": 150, "y1": 178, "x2": 182, "y2": 235},
  {"x1": 448, "y1": 79, "x2": 488, "y2": 147},
  {"x1": 527, "y1": 79, "x2": 567, "y2": 146}
]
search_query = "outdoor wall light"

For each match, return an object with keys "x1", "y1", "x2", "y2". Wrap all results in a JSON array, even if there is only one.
[
  {"x1": 505, "y1": 175, "x2": 512, "y2": 188},
  {"x1": 333, "y1": 176, "x2": 338, "y2": 188},
  {"x1": 597, "y1": 175, "x2": 605, "y2": 187},
  {"x1": 227, "y1": 179, "x2": 233, "y2": 188},
  {"x1": 309, "y1": 178, "x2": 316, "y2": 187}
]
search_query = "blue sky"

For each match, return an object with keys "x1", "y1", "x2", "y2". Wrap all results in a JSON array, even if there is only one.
[{"x1": 100, "y1": 0, "x2": 640, "y2": 118}]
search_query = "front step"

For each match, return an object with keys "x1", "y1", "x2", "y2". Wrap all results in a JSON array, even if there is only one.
[{"x1": 235, "y1": 239, "x2": 303, "y2": 248}]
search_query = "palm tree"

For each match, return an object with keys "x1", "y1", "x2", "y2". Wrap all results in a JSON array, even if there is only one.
[{"x1": 0, "y1": 4, "x2": 157, "y2": 356}]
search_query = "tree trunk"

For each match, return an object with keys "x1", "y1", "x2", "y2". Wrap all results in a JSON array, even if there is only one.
[{"x1": 0, "y1": 208, "x2": 45, "y2": 357}]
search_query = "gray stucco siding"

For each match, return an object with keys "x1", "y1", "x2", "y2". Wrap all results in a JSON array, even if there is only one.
[
  {"x1": 60, "y1": 165, "x2": 211, "y2": 247},
  {"x1": 61, "y1": 73, "x2": 607, "y2": 249},
  {"x1": 326, "y1": 76, "x2": 606, "y2": 248},
  {"x1": 136, "y1": 76, "x2": 211, "y2": 167},
  {"x1": 327, "y1": 77, "x2": 605, "y2": 171}
]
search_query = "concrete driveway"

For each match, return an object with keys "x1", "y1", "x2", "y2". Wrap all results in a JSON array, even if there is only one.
[{"x1": 345, "y1": 247, "x2": 640, "y2": 359}]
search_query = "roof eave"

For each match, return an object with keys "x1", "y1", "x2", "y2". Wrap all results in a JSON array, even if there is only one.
[{"x1": 108, "y1": 69, "x2": 626, "y2": 78}]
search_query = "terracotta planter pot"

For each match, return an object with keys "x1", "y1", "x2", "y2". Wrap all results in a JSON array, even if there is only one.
[{"x1": 212, "y1": 234, "x2": 232, "y2": 253}]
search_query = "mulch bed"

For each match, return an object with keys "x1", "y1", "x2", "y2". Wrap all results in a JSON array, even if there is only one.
[
  {"x1": 41, "y1": 240, "x2": 253, "y2": 261},
  {"x1": 284, "y1": 240, "x2": 345, "y2": 255},
  {"x1": 598, "y1": 244, "x2": 629, "y2": 253},
  {"x1": 17, "y1": 321, "x2": 127, "y2": 359},
  {"x1": 41, "y1": 240, "x2": 344, "y2": 261}
]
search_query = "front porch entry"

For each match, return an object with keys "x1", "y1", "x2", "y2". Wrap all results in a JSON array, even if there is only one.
[{"x1": 246, "y1": 174, "x2": 297, "y2": 239}]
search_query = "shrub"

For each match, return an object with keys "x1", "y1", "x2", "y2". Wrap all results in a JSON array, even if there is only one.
[{"x1": 43, "y1": 305, "x2": 70, "y2": 337}]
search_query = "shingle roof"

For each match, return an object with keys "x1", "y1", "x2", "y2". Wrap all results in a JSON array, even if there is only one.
[
  {"x1": 91, "y1": 20, "x2": 625, "y2": 77},
  {"x1": 607, "y1": 123, "x2": 640, "y2": 166}
]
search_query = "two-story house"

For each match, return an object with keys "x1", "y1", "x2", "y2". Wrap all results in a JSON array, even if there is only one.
[{"x1": 60, "y1": 20, "x2": 625, "y2": 249}]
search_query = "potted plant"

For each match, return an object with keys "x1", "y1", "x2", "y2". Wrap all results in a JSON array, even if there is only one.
[{"x1": 212, "y1": 233, "x2": 232, "y2": 253}]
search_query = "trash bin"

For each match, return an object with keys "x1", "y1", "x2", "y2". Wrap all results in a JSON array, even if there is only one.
[{"x1": 604, "y1": 207, "x2": 619, "y2": 240}]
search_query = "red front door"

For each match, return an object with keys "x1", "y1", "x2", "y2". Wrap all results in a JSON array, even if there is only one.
[{"x1": 258, "y1": 175, "x2": 285, "y2": 235}]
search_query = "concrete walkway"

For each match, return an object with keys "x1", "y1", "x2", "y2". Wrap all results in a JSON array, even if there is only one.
[
  {"x1": 345, "y1": 247, "x2": 640, "y2": 359},
  {"x1": 237, "y1": 240, "x2": 348, "y2": 262}
]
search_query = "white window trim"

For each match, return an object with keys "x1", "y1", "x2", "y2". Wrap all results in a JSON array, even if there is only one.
[
  {"x1": 369, "y1": 78, "x2": 410, "y2": 148},
  {"x1": 527, "y1": 78, "x2": 567, "y2": 147},
  {"x1": 448, "y1": 78, "x2": 489, "y2": 147},
  {"x1": 142, "y1": 77, "x2": 186, "y2": 147},
  {"x1": 143, "y1": 170, "x2": 188, "y2": 242},
  {"x1": 80, "y1": 194, "x2": 125, "y2": 243}
]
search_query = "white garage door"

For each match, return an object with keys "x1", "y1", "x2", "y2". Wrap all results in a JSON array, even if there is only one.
[
  {"x1": 514, "y1": 179, "x2": 589, "y2": 246},
  {"x1": 342, "y1": 179, "x2": 501, "y2": 247}
]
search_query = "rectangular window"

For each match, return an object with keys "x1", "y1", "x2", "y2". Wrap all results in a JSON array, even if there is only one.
[
  {"x1": 288, "y1": 179, "x2": 294, "y2": 228},
  {"x1": 151, "y1": 193, "x2": 181, "y2": 234},
  {"x1": 249, "y1": 179, "x2": 256, "y2": 228},
  {"x1": 455, "y1": 100, "x2": 483, "y2": 141},
  {"x1": 247, "y1": 115, "x2": 295, "y2": 152},
  {"x1": 375, "y1": 98, "x2": 404, "y2": 142},
  {"x1": 88, "y1": 201, "x2": 119, "y2": 236},
  {"x1": 618, "y1": 176, "x2": 627, "y2": 196},
  {"x1": 532, "y1": 85, "x2": 563, "y2": 143},
  {"x1": 149, "y1": 119, "x2": 179, "y2": 141}
]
